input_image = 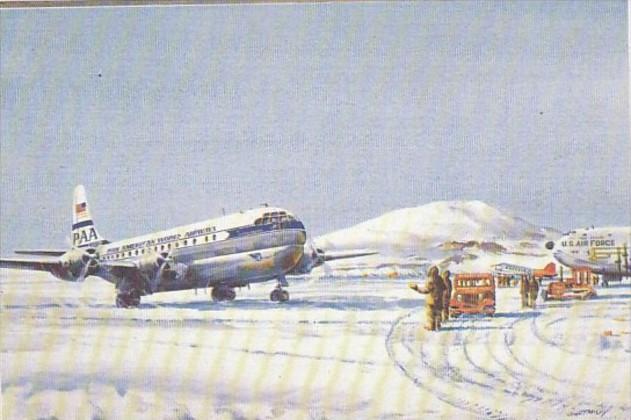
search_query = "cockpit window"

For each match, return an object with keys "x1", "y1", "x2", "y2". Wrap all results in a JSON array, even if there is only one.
[{"x1": 256, "y1": 212, "x2": 297, "y2": 227}]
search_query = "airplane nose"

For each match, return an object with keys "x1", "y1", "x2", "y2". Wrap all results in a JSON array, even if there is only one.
[{"x1": 545, "y1": 241, "x2": 555, "y2": 250}]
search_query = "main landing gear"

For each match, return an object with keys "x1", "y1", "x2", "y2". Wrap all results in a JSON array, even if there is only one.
[
  {"x1": 116, "y1": 290, "x2": 141, "y2": 308},
  {"x1": 212, "y1": 285, "x2": 236, "y2": 302},
  {"x1": 270, "y1": 275, "x2": 290, "y2": 302}
]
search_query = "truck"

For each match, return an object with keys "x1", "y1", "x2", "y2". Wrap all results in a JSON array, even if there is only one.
[{"x1": 449, "y1": 273, "x2": 496, "y2": 317}]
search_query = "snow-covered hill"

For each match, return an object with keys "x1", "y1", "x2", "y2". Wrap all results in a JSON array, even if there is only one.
[{"x1": 315, "y1": 201, "x2": 560, "y2": 275}]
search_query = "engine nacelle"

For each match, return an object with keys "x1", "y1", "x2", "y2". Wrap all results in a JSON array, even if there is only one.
[
  {"x1": 55, "y1": 248, "x2": 99, "y2": 282},
  {"x1": 288, "y1": 243, "x2": 324, "y2": 275},
  {"x1": 136, "y1": 252, "x2": 187, "y2": 292}
]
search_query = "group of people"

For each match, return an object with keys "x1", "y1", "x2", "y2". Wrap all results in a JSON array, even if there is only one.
[
  {"x1": 409, "y1": 267, "x2": 543, "y2": 331},
  {"x1": 408, "y1": 266, "x2": 452, "y2": 331},
  {"x1": 520, "y1": 275, "x2": 540, "y2": 309}
]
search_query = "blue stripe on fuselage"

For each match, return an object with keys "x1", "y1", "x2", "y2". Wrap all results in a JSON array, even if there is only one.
[{"x1": 226, "y1": 219, "x2": 305, "y2": 239}]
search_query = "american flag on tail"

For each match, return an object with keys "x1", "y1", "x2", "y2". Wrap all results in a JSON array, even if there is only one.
[{"x1": 75, "y1": 202, "x2": 88, "y2": 218}]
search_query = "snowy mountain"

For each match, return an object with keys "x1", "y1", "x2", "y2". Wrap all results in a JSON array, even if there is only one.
[{"x1": 314, "y1": 201, "x2": 560, "y2": 275}]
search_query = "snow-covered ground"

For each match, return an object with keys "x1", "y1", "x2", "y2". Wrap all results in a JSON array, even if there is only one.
[{"x1": 1, "y1": 270, "x2": 630, "y2": 419}]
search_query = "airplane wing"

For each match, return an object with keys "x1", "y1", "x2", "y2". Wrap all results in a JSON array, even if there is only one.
[
  {"x1": 0, "y1": 256, "x2": 142, "y2": 284},
  {"x1": 288, "y1": 245, "x2": 379, "y2": 275},
  {"x1": 99, "y1": 259, "x2": 140, "y2": 277},
  {"x1": 323, "y1": 250, "x2": 378, "y2": 262},
  {"x1": 0, "y1": 257, "x2": 62, "y2": 272},
  {"x1": 14, "y1": 249, "x2": 68, "y2": 257}
]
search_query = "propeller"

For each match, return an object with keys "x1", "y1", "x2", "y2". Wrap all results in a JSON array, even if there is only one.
[
  {"x1": 60, "y1": 247, "x2": 100, "y2": 282},
  {"x1": 142, "y1": 250, "x2": 186, "y2": 292},
  {"x1": 153, "y1": 251, "x2": 173, "y2": 290}
]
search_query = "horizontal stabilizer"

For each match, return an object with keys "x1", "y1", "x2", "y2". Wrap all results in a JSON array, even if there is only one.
[
  {"x1": 0, "y1": 257, "x2": 61, "y2": 272},
  {"x1": 15, "y1": 249, "x2": 67, "y2": 257}
]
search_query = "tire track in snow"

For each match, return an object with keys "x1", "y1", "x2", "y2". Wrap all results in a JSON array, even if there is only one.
[
  {"x1": 388, "y1": 309, "x2": 623, "y2": 419},
  {"x1": 459, "y1": 317, "x2": 544, "y2": 404},
  {"x1": 385, "y1": 309, "x2": 512, "y2": 420},
  {"x1": 498, "y1": 315, "x2": 620, "y2": 417},
  {"x1": 531, "y1": 310, "x2": 629, "y2": 363}
]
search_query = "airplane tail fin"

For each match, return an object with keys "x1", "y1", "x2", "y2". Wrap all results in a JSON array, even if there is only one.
[
  {"x1": 72, "y1": 185, "x2": 106, "y2": 248},
  {"x1": 535, "y1": 262, "x2": 557, "y2": 277}
]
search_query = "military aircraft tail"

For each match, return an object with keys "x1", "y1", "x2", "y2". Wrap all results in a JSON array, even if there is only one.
[{"x1": 72, "y1": 185, "x2": 106, "y2": 248}]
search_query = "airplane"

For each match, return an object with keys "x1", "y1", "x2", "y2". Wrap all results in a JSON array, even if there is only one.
[
  {"x1": 492, "y1": 262, "x2": 557, "y2": 278},
  {"x1": 545, "y1": 226, "x2": 631, "y2": 283},
  {"x1": 0, "y1": 185, "x2": 376, "y2": 307}
]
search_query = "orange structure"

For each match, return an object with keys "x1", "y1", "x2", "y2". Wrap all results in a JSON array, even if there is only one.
[
  {"x1": 543, "y1": 267, "x2": 597, "y2": 301},
  {"x1": 534, "y1": 262, "x2": 557, "y2": 279},
  {"x1": 449, "y1": 273, "x2": 496, "y2": 317}
]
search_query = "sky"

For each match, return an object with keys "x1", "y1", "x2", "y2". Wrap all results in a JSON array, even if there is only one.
[{"x1": 1, "y1": 1, "x2": 629, "y2": 252}]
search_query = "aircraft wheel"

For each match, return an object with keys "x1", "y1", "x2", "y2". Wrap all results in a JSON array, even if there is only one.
[
  {"x1": 270, "y1": 288, "x2": 289, "y2": 302},
  {"x1": 116, "y1": 292, "x2": 140, "y2": 308},
  {"x1": 212, "y1": 286, "x2": 236, "y2": 302},
  {"x1": 270, "y1": 288, "x2": 281, "y2": 302},
  {"x1": 226, "y1": 288, "x2": 236, "y2": 301}
]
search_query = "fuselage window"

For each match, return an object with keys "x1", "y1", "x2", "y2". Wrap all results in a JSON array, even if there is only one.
[
  {"x1": 175, "y1": 242, "x2": 179, "y2": 248},
  {"x1": 184, "y1": 240, "x2": 188, "y2": 246},
  {"x1": 161, "y1": 245, "x2": 165, "y2": 251},
  {"x1": 128, "y1": 252, "x2": 132, "y2": 257},
  {"x1": 141, "y1": 249, "x2": 145, "y2": 255},
  {"x1": 154, "y1": 246, "x2": 158, "y2": 252},
  {"x1": 135, "y1": 250, "x2": 138, "y2": 255},
  {"x1": 212, "y1": 234, "x2": 216, "y2": 241},
  {"x1": 193, "y1": 238, "x2": 197, "y2": 245},
  {"x1": 205, "y1": 236, "x2": 208, "y2": 242},
  {"x1": 167, "y1": 244, "x2": 171, "y2": 250}
]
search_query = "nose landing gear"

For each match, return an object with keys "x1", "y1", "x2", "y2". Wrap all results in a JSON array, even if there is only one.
[
  {"x1": 270, "y1": 287, "x2": 289, "y2": 302},
  {"x1": 270, "y1": 275, "x2": 290, "y2": 302}
]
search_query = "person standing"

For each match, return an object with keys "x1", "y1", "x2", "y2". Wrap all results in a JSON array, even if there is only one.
[
  {"x1": 520, "y1": 275, "x2": 529, "y2": 309},
  {"x1": 409, "y1": 266, "x2": 444, "y2": 331},
  {"x1": 528, "y1": 277, "x2": 540, "y2": 309},
  {"x1": 441, "y1": 270, "x2": 452, "y2": 322}
]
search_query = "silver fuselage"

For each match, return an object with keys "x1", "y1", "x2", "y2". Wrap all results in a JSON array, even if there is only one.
[
  {"x1": 546, "y1": 226, "x2": 630, "y2": 277},
  {"x1": 91, "y1": 207, "x2": 307, "y2": 292}
]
